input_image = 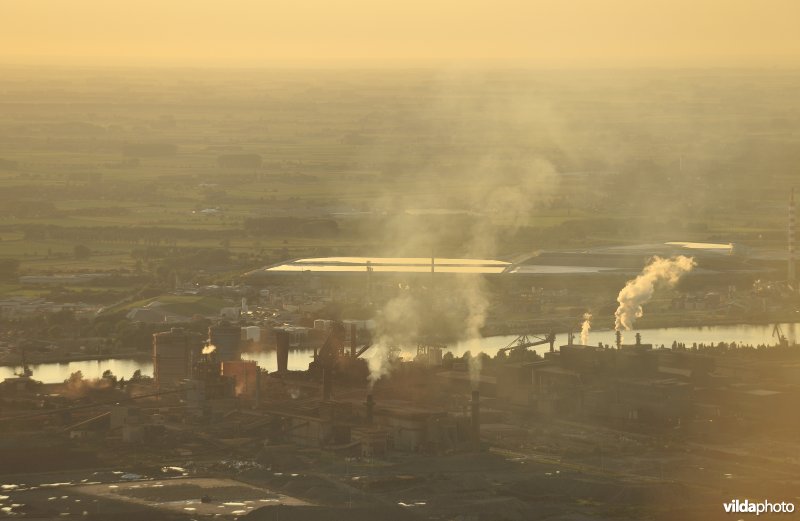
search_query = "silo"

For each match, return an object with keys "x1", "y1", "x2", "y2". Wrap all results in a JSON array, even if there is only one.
[{"x1": 153, "y1": 328, "x2": 203, "y2": 387}]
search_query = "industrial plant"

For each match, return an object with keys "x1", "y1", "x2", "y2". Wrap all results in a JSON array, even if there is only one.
[
  {"x1": 1, "y1": 191, "x2": 799, "y2": 520},
  {"x1": 3, "y1": 8, "x2": 800, "y2": 518}
]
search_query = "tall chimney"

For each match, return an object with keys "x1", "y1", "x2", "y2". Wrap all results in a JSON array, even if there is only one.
[
  {"x1": 635, "y1": 332, "x2": 641, "y2": 346},
  {"x1": 615, "y1": 330, "x2": 622, "y2": 349},
  {"x1": 471, "y1": 390, "x2": 480, "y2": 451},
  {"x1": 790, "y1": 188, "x2": 796, "y2": 289},
  {"x1": 350, "y1": 323, "x2": 358, "y2": 357},
  {"x1": 275, "y1": 330, "x2": 289, "y2": 373},
  {"x1": 365, "y1": 393, "x2": 374, "y2": 424}
]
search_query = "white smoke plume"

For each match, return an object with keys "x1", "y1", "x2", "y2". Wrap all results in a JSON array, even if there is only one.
[
  {"x1": 580, "y1": 313, "x2": 592, "y2": 345},
  {"x1": 359, "y1": 73, "x2": 564, "y2": 387},
  {"x1": 614, "y1": 256, "x2": 696, "y2": 331},
  {"x1": 462, "y1": 276, "x2": 489, "y2": 389},
  {"x1": 202, "y1": 344, "x2": 217, "y2": 355},
  {"x1": 365, "y1": 291, "x2": 418, "y2": 387},
  {"x1": 366, "y1": 341, "x2": 401, "y2": 389}
]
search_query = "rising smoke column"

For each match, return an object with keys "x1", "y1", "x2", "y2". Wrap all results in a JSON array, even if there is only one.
[
  {"x1": 580, "y1": 313, "x2": 592, "y2": 345},
  {"x1": 614, "y1": 256, "x2": 696, "y2": 331},
  {"x1": 366, "y1": 339, "x2": 400, "y2": 389},
  {"x1": 361, "y1": 78, "x2": 564, "y2": 387},
  {"x1": 462, "y1": 276, "x2": 489, "y2": 389},
  {"x1": 365, "y1": 291, "x2": 418, "y2": 388}
]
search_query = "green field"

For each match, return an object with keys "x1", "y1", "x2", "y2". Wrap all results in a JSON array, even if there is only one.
[{"x1": 0, "y1": 67, "x2": 798, "y2": 299}]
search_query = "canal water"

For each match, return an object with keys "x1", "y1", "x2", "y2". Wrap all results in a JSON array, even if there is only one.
[{"x1": 2, "y1": 322, "x2": 798, "y2": 384}]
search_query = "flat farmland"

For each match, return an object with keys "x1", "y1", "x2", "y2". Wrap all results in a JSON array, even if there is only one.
[{"x1": 0, "y1": 67, "x2": 798, "y2": 299}]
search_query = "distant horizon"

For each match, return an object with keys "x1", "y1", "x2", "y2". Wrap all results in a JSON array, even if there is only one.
[
  {"x1": 3, "y1": 62, "x2": 800, "y2": 72},
  {"x1": 3, "y1": 0, "x2": 800, "y2": 69}
]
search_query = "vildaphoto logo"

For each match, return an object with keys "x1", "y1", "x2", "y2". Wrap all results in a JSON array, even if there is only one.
[{"x1": 724, "y1": 499, "x2": 795, "y2": 515}]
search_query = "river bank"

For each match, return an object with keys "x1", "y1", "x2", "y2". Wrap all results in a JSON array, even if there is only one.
[
  {"x1": 3, "y1": 314, "x2": 798, "y2": 370},
  {"x1": 0, "y1": 350, "x2": 150, "y2": 368},
  {"x1": 3, "y1": 321, "x2": 798, "y2": 384}
]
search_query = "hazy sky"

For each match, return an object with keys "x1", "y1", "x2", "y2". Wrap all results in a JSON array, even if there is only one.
[{"x1": 2, "y1": 0, "x2": 799, "y2": 68}]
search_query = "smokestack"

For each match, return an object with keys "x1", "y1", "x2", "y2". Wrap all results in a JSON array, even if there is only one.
[
  {"x1": 276, "y1": 330, "x2": 289, "y2": 373},
  {"x1": 322, "y1": 367, "x2": 332, "y2": 401},
  {"x1": 471, "y1": 390, "x2": 480, "y2": 451},
  {"x1": 365, "y1": 393, "x2": 374, "y2": 424},
  {"x1": 635, "y1": 332, "x2": 641, "y2": 346},
  {"x1": 615, "y1": 330, "x2": 622, "y2": 349},
  {"x1": 790, "y1": 188, "x2": 796, "y2": 288},
  {"x1": 350, "y1": 323, "x2": 357, "y2": 357}
]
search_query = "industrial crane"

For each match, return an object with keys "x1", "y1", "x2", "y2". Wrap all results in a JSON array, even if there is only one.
[
  {"x1": 497, "y1": 316, "x2": 587, "y2": 356},
  {"x1": 773, "y1": 324, "x2": 789, "y2": 347},
  {"x1": 497, "y1": 331, "x2": 557, "y2": 355}
]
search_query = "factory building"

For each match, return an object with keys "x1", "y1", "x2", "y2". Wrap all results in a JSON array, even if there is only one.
[
  {"x1": 256, "y1": 396, "x2": 471, "y2": 454},
  {"x1": 152, "y1": 328, "x2": 203, "y2": 388},
  {"x1": 208, "y1": 321, "x2": 241, "y2": 362},
  {"x1": 496, "y1": 340, "x2": 693, "y2": 424},
  {"x1": 186, "y1": 350, "x2": 237, "y2": 416},
  {"x1": 221, "y1": 359, "x2": 260, "y2": 398}
]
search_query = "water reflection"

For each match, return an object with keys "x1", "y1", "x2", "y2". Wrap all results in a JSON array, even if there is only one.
[
  {"x1": 0, "y1": 358, "x2": 152, "y2": 385},
  {"x1": 2, "y1": 322, "x2": 797, "y2": 384},
  {"x1": 241, "y1": 349, "x2": 314, "y2": 373}
]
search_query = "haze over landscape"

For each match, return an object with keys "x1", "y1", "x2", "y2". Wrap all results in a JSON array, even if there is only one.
[
  {"x1": 2, "y1": 2, "x2": 800, "y2": 521},
  {"x1": 3, "y1": 0, "x2": 800, "y2": 67}
]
